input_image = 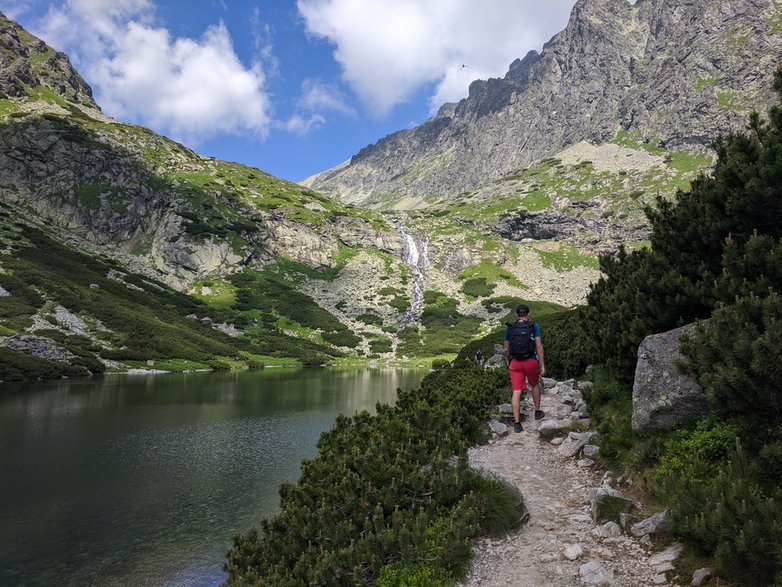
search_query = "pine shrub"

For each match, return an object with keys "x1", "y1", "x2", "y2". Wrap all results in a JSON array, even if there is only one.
[{"x1": 224, "y1": 367, "x2": 524, "y2": 585}]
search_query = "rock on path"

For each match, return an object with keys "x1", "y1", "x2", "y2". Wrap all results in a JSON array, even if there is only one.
[{"x1": 462, "y1": 386, "x2": 677, "y2": 587}]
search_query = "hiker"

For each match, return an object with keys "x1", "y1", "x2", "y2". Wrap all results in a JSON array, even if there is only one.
[
  {"x1": 475, "y1": 349, "x2": 484, "y2": 366},
  {"x1": 504, "y1": 304, "x2": 546, "y2": 432}
]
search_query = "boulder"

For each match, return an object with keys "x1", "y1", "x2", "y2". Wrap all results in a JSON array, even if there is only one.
[
  {"x1": 579, "y1": 560, "x2": 614, "y2": 586},
  {"x1": 559, "y1": 431, "x2": 597, "y2": 458},
  {"x1": 487, "y1": 420, "x2": 508, "y2": 436},
  {"x1": 583, "y1": 444, "x2": 600, "y2": 457},
  {"x1": 591, "y1": 487, "x2": 636, "y2": 523},
  {"x1": 630, "y1": 510, "x2": 669, "y2": 537},
  {"x1": 592, "y1": 521, "x2": 622, "y2": 538},
  {"x1": 692, "y1": 567, "x2": 713, "y2": 586},
  {"x1": 538, "y1": 419, "x2": 572, "y2": 440},
  {"x1": 632, "y1": 323, "x2": 709, "y2": 431},
  {"x1": 563, "y1": 544, "x2": 583, "y2": 560},
  {"x1": 486, "y1": 343, "x2": 507, "y2": 368}
]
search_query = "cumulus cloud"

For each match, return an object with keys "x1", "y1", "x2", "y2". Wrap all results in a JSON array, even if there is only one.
[
  {"x1": 297, "y1": 78, "x2": 355, "y2": 116},
  {"x1": 33, "y1": 0, "x2": 272, "y2": 144},
  {"x1": 283, "y1": 112, "x2": 326, "y2": 135},
  {"x1": 297, "y1": 0, "x2": 578, "y2": 116}
]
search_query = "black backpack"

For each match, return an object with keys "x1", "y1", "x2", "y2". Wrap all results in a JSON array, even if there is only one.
[{"x1": 506, "y1": 320, "x2": 536, "y2": 360}]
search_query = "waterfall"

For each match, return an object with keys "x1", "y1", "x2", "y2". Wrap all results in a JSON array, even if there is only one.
[{"x1": 400, "y1": 228, "x2": 429, "y2": 322}]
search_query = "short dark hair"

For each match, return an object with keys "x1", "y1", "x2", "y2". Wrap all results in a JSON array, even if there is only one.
[{"x1": 516, "y1": 304, "x2": 530, "y2": 316}]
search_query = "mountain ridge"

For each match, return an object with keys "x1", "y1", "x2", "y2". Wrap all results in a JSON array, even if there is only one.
[{"x1": 303, "y1": 0, "x2": 782, "y2": 208}]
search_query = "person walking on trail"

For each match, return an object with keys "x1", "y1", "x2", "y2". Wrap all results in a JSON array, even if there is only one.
[
  {"x1": 504, "y1": 304, "x2": 546, "y2": 433},
  {"x1": 476, "y1": 349, "x2": 484, "y2": 366}
]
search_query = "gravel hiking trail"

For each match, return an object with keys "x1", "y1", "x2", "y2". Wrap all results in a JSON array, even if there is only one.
[{"x1": 462, "y1": 388, "x2": 677, "y2": 587}]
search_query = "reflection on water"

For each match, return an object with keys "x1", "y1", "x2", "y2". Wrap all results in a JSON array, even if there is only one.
[{"x1": 0, "y1": 367, "x2": 428, "y2": 587}]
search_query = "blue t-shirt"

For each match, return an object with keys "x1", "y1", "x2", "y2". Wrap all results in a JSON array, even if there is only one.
[{"x1": 504, "y1": 320, "x2": 542, "y2": 359}]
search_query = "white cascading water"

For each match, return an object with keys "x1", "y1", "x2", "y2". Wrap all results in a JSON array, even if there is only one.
[{"x1": 400, "y1": 228, "x2": 429, "y2": 321}]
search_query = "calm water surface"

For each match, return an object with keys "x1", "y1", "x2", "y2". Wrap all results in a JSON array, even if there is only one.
[{"x1": 0, "y1": 367, "x2": 428, "y2": 587}]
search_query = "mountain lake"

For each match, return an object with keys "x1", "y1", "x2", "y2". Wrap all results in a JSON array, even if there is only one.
[{"x1": 0, "y1": 367, "x2": 430, "y2": 587}]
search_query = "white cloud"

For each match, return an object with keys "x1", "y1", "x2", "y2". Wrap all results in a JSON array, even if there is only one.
[
  {"x1": 3, "y1": 0, "x2": 36, "y2": 20},
  {"x1": 283, "y1": 112, "x2": 326, "y2": 135},
  {"x1": 297, "y1": 78, "x2": 355, "y2": 116},
  {"x1": 32, "y1": 0, "x2": 272, "y2": 144},
  {"x1": 297, "y1": 0, "x2": 578, "y2": 116}
]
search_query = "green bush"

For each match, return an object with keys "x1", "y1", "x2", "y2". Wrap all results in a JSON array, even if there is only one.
[
  {"x1": 375, "y1": 562, "x2": 454, "y2": 587},
  {"x1": 0, "y1": 347, "x2": 88, "y2": 381},
  {"x1": 322, "y1": 329, "x2": 361, "y2": 348},
  {"x1": 357, "y1": 313, "x2": 383, "y2": 326},
  {"x1": 649, "y1": 419, "x2": 739, "y2": 495},
  {"x1": 681, "y1": 292, "x2": 782, "y2": 431},
  {"x1": 668, "y1": 446, "x2": 782, "y2": 585},
  {"x1": 370, "y1": 338, "x2": 393, "y2": 353},
  {"x1": 225, "y1": 367, "x2": 522, "y2": 585},
  {"x1": 461, "y1": 278, "x2": 495, "y2": 298}
]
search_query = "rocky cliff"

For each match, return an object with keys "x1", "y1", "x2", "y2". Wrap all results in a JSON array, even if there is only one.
[
  {"x1": 0, "y1": 12, "x2": 406, "y2": 290},
  {"x1": 303, "y1": 0, "x2": 782, "y2": 207}
]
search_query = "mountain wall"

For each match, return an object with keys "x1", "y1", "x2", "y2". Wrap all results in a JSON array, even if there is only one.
[{"x1": 303, "y1": 0, "x2": 782, "y2": 207}]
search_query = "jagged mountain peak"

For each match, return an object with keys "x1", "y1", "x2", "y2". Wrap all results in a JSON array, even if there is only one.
[
  {"x1": 0, "y1": 11, "x2": 97, "y2": 109},
  {"x1": 303, "y1": 0, "x2": 782, "y2": 209}
]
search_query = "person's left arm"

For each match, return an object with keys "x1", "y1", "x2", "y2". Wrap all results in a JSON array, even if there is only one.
[{"x1": 535, "y1": 324, "x2": 545, "y2": 375}]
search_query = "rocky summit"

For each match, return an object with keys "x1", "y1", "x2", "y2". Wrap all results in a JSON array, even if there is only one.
[{"x1": 303, "y1": 0, "x2": 782, "y2": 208}]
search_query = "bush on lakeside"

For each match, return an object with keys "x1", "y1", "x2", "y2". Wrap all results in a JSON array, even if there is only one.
[{"x1": 224, "y1": 366, "x2": 523, "y2": 585}]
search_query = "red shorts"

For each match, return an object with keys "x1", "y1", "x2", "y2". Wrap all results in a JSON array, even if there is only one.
[{"x1": 509, "y1": 357, "x2": 540, "y2": 391}]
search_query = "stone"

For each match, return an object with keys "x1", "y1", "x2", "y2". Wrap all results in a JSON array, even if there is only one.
[
  {"x1": 583, "y1": 444, "x2": 600, "y2": 457},
  {"x1": 541, "y1": 377, "x2": 557, "y2": 389},
  {"x1": 577, "y1": 458, "x2": 595, "y2": 467},
  {"x1": 499, "y1": 403, "x2": 513, "y2": 415},
  {"x1": 486, "y1": 344, "x2": 508, "y2": 368},
  {"x1": 487, "y1": 419, "x2": 509, "y2": 436},
  {"x1": 632, "y1": 323, "x2": 709, "y2": 431},
  {"x1": 556, "y1": 403, "x2": 574, "y2": 417},
  {"x1": 647, "y1": 542, "x2": 684, "y2": 567},
  {"x1": 563, "y1": 543, "x2": 583, "y2": 560},
  {"x1": 559, "y1": 436, "x2": 588, "y2": 458},
  {"x1": 619, "y1": 512, "x2": 639, "y2": 530},
  {"x1": 558, "y1": 431, "x2": 595, "y2": 458},
  {"x1": 579, "y1": 560, "x2": 614, "y2": 586},
  {"x1": 630, "y1": 510, "x2": 669, "y2": 537},
  {"x1": 592, "y1": 521, "x2": 622, "y2": 538},
  {"x1": 537, "y1": 419, "x2": 572, "y2": 440},
  {"x1": 591, "y1": 487, "x2": 636, "y2": 523},
  {"x1": 692, "y1": 567, "x2": 713, "y2": 586}
]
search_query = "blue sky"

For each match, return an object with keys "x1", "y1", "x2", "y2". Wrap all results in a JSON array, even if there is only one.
[{"x1": 3, "y1": 0, "x2": 579, "y2": 183}]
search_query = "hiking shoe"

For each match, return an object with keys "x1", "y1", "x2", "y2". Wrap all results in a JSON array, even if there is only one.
[
  {"x1": 534, "y1": 410, "x2": 545, "y2": 420},
  {"x1": 514, "y1": 421, "x2": 522, "y2": 433}
]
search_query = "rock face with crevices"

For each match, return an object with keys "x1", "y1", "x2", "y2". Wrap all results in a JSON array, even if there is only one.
[
  {"x1": 632, "y1": 322, "x2": 709, "y2": 431},
  {"x1": 304, "y1": 0, "x2": 782, "y2": 207}
]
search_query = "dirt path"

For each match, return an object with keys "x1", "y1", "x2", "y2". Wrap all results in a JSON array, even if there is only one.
[{"x1": 461, "y1": 387, "x2": 678, "y2": 587}]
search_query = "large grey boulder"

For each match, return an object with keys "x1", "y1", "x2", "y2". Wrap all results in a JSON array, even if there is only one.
[{"x1": 632, "y1": 323, "x2": 709, "y2": 431}]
